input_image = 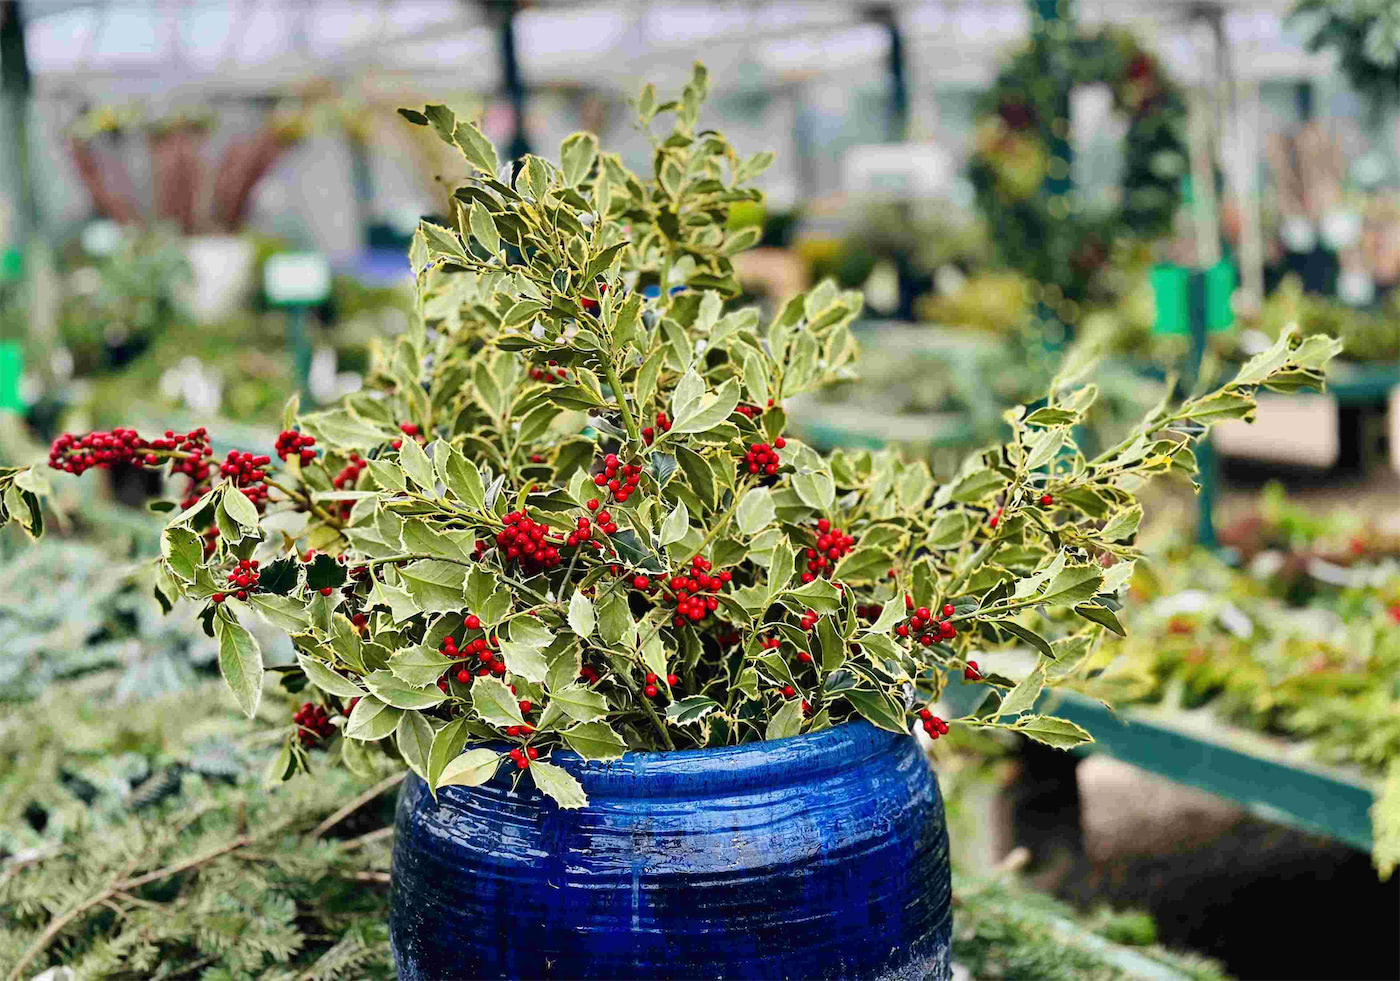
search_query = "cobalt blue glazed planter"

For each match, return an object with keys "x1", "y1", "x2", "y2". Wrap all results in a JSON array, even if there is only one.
[{"x1": 391, "y1": 721, "x2": 952, "y2": 980}]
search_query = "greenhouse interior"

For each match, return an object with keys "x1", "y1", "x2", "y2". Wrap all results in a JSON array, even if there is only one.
[{"x1": 2, "y1": 1, "x2": 1399, "y2": 979}]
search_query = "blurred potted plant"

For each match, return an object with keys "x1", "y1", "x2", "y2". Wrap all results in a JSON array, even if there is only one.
[
  {"x1": 0, "y1": 67, "x2": 1339, "y2": 981},
  {"x1": 68, "y1": 106, "x2": 304, "y2": 322},
  {"x1": 57, "y1": 226, "x2": 192, "y2": 374}
]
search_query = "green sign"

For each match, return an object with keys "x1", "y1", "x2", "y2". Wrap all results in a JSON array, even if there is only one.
[
  {"x1": 0, "y1": 341, "x2": 24, "y2": 412},
  {"x1": 264, "y1": 252, "x2": 332, "y2": 307},
  {"x1": 1150, "y1": 261, "x2": 1234, "y2": 335}
]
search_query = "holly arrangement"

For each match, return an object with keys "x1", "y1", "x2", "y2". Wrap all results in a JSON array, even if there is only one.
[{"x1": 0, "y1": 66, "x2": 1339, "y2": 809}]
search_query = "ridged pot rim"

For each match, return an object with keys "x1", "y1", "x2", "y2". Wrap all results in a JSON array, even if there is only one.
[{"x1": 471, "y1": 721, "x2": 918, "y2": 799}]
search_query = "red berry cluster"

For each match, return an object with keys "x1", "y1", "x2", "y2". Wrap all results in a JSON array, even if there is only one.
[
  {"x1": 579, "y1": 663, "x2": 602, "y2": 685},
  {"x1": 760, "y1": 635, "x2": 781, "y2": 651},
  {"x1": 275, "y1": 429, "x2": 317, "y2": 465},
  {"x1": 895, "y1": 600, "x2": 958, "y2": 645},
  {"x1": 438, "y1": 620, "x2": 506, "y2": 688},
  {"x1": 162, "y1": 430, "x2": 216, "y2": 505},
  {"x1": 989, "y1": 506, "x2": 1004, "y2": 529},
  {"x1": 642, "y1": 412, "x2": 672, "y2": 446},
  {"x1": 735, "y1": 401, "x2": 771, "y2": 420},
  {"x1": 391, "y1": 422, "x2": 424, "y2": 451},
  {"x1": 775, "y1": 687, "x2": 815, "y2": 717},
  {"x1": 48, "y1": 427, "x2": 152, "y2": 474},
  {"x1": 529, "y1": 360, "x2": 568, "y2": 382},
  {"x1": 212, "y1": 558, "x2": 262, "y2": 603},
  {"x1": 918, "y1": 708, "x2": 949, "y2": 740},
  {"x1": 581, "y1": 282, "x2": 609, "y2": 315},
  {"x1": 496, "y1": 510, "x2": 563, "y2": 572},
  {"x1": 801, "y1": 518, "x2": 855, "y2": 583},
  {"x1": 567, "y1": 514, "x2": 610, "y2": 551},
  {"x1": 583, "y1": 499, "x2": 621, "y2": 535},
  {"x1": 964, "y1": 660, "x2": 982, "y2": 681},
  {"x1": 642, "y1": 671, "x2": 679, "y2": 698},
  {"x1": 856, "y1": 603, "x2": 884, "y2": 622},
  {"x1": 742, "y1": 437, "x2": 785, "y2": 476},
  {"x1": 508, "y1": 745, "x2": 539, "y2": 769},
  {"x1": 591, "y1": 454, "x2": 642, "y2": 504},
  {"x1": 48, "y1": 428, "x2": 217, "y2": 509},
  {"x1": 218, "y1": 450, "x2": 272, "y2": 511},
  {"x1": 799, "y1": 609, "x2": 820, "y2": 631},
  {"x1": 648, "y1": 555, "x2": 732, "y2": 627},
  {"x1": 294, "y1": 702, "x2": 336, "y2": 745},
  {"x1": 771, "y1": 688, "x2": 815, "y2": 717}
]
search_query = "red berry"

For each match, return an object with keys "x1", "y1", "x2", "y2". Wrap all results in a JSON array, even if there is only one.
[
  {"x1": 466, "y1": 614, "x2": 481, "y2": 630},
  {"x1": 942, "y1": 604, "x2": 955, "y2": 617},
  {"x1": 319, "y1": 586, "x2": 334, "y2": 596},
  {"x1": 1040, "y1": 494, "x2": 1053, "y2": 506},
  {"x1": 644, "y1": 684, "x2": 658, "y2": 698},
  {"x1": 666, "y1": 673, "x2": 679, "y2": 686},
  {"x1": 211, "y1": 592, "x2": 225, "y2": 604}
]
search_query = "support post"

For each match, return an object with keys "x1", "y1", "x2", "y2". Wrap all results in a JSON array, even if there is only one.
[
  {"x1": 0, "y1": 0, "x2": 36, "y2": 243},
  {"x1": 1186, "y1": 270, "x2": 1218, "y2": 549},
  {"x1": 1031, "y1": 0, "x2": 1074, "y2": 344},
  {"x1": 865, "y1": 5, "x2": 908, "y2": 143},
  {"x1": 287, "y1": 305, "x2": 312, "y2": 401},
  {"x1": 497, "y1": 2, "x2": 531, "y2": 165}
]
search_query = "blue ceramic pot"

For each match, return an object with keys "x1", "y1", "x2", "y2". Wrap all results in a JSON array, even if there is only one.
[{"x1": 391, "y1": 721, "x2": 951, "y2": 980}]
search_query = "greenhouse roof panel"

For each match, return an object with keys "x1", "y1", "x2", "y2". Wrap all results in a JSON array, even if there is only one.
[{"x1": 21, "y1": 0, "x2": 1340, "y2": 95}]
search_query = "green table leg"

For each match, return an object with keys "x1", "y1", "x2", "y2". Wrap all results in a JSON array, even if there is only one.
[{"x1": 287, "y1": 305, "x2": 312, "y2": 401}]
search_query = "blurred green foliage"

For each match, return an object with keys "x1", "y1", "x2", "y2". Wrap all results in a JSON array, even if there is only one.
[
  {"x1": 951, "y1": 875, "x2": 1227, "y2": 981},
  {"x1": 1238, "y1": 274, "x2": 1400, "y2": 363},
  {"x1": 54, "y1": 230, "x2": 193, "y2": 376},
  {"x1": 0, "y1": 540, "x2": 219, "y2": 704}
]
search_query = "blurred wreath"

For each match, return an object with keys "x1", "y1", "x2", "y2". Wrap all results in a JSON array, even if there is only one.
[
  {"x1": 969, "y1": 26, "x2": 1188, "y2": 308},
  {"x1": 1297, "y1": 0, "x2": 1400, "y2": 114}
]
